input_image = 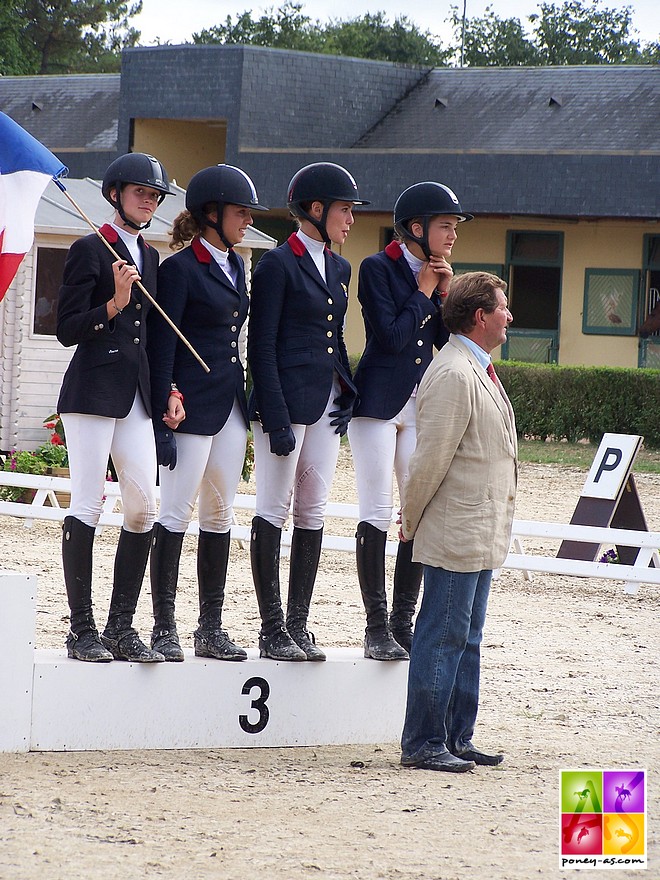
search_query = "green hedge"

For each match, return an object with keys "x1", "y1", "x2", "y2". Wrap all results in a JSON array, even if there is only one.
[
  {"x1": 497, "y1": 361, "x2": 660, "y2": 449},
  {"x1": 348, "y1": 355, "x2": 660, "y2": 448}
]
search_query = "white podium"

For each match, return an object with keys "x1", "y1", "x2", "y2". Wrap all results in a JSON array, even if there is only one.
[{"x1": 1, "y1": 571, "x2": 408, "y2": 752}]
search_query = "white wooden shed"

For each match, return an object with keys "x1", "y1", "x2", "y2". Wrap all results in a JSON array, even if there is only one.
[{"x1": 0, "y1": 177, "x2": 276, "y2": 453}]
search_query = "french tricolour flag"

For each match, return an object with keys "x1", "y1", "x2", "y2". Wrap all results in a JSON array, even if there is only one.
[{"x1": 0, "y1": 112, "x2": 68, "y2": 302}]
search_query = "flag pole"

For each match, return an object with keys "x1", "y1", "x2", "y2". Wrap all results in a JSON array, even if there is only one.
[{"x1": 51, "y1": 177, "x2": 210, "y2": 374}]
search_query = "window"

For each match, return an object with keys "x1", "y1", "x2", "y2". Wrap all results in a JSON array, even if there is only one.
[
  {"x1": 582, "y1": 269, "x2": 639, "y2": 336},
  {"x1": 33, "y1": 247, "x2": 67, "y2": 336},
  {"x1": 504, "y1": 230, "x2": 563, "y2": 363}
]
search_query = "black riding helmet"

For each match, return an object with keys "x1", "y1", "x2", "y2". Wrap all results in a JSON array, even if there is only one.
[
  {"x1": 287, "y1": 162, "x2": 369, "y2": 246},
  {"x1": 102, "y1": 153, "x2": 172, "y2": 231},
  {"x1": 394, "y1": 181, "x2": 473, "y2": 259},
  {"x1": 186, "y1": 164, "x2": 268, "y2": 249}
]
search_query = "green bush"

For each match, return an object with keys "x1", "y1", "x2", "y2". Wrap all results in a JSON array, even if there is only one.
[{"x1": 497, "y1": 362, "x2": 660, "y2": 449}]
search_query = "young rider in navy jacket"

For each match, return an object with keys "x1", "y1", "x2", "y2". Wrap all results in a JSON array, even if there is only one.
[
  {"x1": 57, "y1": 153, "x2": 176, "y2": 663},
  {"x1": 247, "y1": 163, "x2": 367, "y2": 661},
  {"x1": 147, "y1": 165, "x2": 268, "y2": 662},
  {"x1": 349, "y1": 182, "x2": 473, "y2": 660}
]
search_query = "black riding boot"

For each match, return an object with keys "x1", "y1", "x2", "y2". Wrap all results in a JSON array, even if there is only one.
[
  {"x1": 62, "y1": 516, "x2": 112, "y2": 662},
  {"x1": 194, "y1": 529, "x2": 247, "y2": 661},
  {"x1": 356, "y1": 521, "x2": 408, "y2": 660},
  {"x1": 102, "y1": 528, "x2": 164, "y2": 662},
  {"x1": 389, "y1": 538, "x2": 423, "y2": 654},
  {"x1": 286, "y1": 526, "x2": 326, "y2": 661},
  {"x1": 150, "y1": 522, "x2": 185, "y2": 661},
  {"x1": 250, "y1": 516, "x2": 305, "y2": 661}
]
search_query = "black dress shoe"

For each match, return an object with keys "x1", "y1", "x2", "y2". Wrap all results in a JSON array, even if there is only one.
[
  {"x1": 401, "y1": 750, "x2": 475, "y2": 773},
  {"x1": 451, "y1": 742, "x2": 504, "y2": 766}
]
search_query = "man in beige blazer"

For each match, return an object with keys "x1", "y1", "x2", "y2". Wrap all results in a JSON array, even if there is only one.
[{"x1": 400, "y1": 271, "x2": 517, "y2": 772}]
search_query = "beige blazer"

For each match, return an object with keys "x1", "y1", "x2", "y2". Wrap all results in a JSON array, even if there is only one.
[{"x1": 402, "y1": 336, "x2": 518, "y2": 572}]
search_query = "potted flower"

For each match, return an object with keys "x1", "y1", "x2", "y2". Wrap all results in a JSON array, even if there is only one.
[
  {"x1": 0, "y1": 449, "x2": 47, "y2": 503},
  {"x1": 39, "y1": 413, "x2": 70, "y2": 506},
  {"x1": 0, "y1": 413, "x2": 71, "y2": 506},
  {"x1": 41, "y1": 414, "x2": 68, "y2": 470}
]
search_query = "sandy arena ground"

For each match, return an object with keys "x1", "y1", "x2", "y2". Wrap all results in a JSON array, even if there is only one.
[{"x1": 0, "y1": 444, "x2": 657, "y2": 879}]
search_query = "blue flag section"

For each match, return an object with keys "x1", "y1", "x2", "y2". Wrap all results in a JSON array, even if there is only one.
[{"x1": 0, "y1": 112, "x2": 68, "y2": 300}]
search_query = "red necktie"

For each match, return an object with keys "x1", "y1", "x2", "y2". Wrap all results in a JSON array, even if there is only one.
[{"x1": 486, "y1": 363, "x2": 498, "y2": 384}]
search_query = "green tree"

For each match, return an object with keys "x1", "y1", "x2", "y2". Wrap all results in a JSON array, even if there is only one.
[
  {"x1": 194, "y1": 3, "x2": 449, "y2": 65},
  {"x1": 530, "y1": 0, "x2": 643, "y2": 64},
  {"x1": 0, "y1": 0, "x2": 142, "y2": 75},
  {"x1": 449, "y1": 4, "x2": 539, "y2": 66},
  {"x1": 322, "y1": 13, "x2": 449, "y2": 65},
  {"x1": 194, "y1": 2, "x2": 324, "y2": 53},
  {"x1": 0, "y1": 2, "x2": 37, "y2": 73},
  {"x1": 640, "y1": 40, "x2": 660, "y2": 63}
]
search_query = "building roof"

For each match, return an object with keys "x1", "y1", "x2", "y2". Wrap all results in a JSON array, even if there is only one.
[
  {"x1": 3, "y1": 49, "x2": 658, "y2": 221},
  {"x1": 354, "y1": 66, "x2": 660, "y2": 154},
  {"x1": 35, "y1": 177, "x2": 276, "y2": 250},
  {"x1": 0, "y1": 74, "x2": 120, "y2": 178},
  {"x1": 120, "y1": 46, "x2": 658, "y2": 219}
]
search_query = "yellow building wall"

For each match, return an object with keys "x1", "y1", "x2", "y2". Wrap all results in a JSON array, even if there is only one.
[
  {"x1": 338, "y1": 213, "x2": 658, "y2": 368},
  {"x1": 132, "y1": 119, "x2": 227, "y2": 189}
]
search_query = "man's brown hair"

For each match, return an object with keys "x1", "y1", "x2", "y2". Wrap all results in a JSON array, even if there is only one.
[{"x1": 442, "y1": 271, "x2": 507, "y2": 334}]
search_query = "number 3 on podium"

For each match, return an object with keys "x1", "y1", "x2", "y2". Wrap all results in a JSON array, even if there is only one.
[{"x1": 239, "y1": 676, "x2": 270, "y2": 733}]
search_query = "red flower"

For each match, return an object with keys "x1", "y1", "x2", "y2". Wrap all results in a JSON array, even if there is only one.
[{"x1": 50, "y1": 434, "x2": 64, "y2": 446}]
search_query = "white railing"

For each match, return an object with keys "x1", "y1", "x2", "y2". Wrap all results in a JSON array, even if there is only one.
[{"x1": 1, "y1": 471, "x2": 659, "y2": 594}]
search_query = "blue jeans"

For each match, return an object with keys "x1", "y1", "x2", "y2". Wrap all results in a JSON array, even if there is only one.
[{"x1": 400, "y1": 566, "x2": 492, "y2": 762}]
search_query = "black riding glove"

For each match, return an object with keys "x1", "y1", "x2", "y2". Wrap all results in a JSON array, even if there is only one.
[
  {"x1": 155, "y1": 430, "x2": 177, "y2": 470},
  {"x1": 269, "y1": 426, "x2": 296, "y2": 456},
  {"x1": 329, "y1": 393, "x2": 353, "y2": 436}
]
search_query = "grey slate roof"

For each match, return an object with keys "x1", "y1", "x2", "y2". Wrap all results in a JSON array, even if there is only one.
[
  {"x1": 3, "y1": 48, "x2": 658, "y2": 221},
  {"x1": 0, "y1": 74, "x2": 120, "y2": 178},
  {"x1": 120, "y1": 47, "x2": 658, "y2": 219},
  {"x1": 354, "y1": 66, "x2": 660, "y2": 154}
]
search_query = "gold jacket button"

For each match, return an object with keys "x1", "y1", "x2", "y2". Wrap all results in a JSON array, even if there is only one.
[
  {"x1": 136, "y1": 303, "x2": 142, "y2": 310},
  {"x1": 326, "y1": 330, "x2": 332, "y2": 338},
  {"x1": 233, "y1": 311, "x2": 239, "y2": 317},
  {"x1": 327, "y1": 347, "x2": 334, "y2": 354},
  {"x1": 231, "y1": 356, "x2": 237, "y2": 363},
  {"x1": 415, "y1": 357, "x2": 422, "y2": 364},
  {"x1": 327, "y1": 314, "x2": 333, "y2": 321}
]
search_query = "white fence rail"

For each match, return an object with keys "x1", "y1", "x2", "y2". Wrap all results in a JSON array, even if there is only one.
[{"x1": 1, "y1": 472, "x2": 659, "y2": 593}]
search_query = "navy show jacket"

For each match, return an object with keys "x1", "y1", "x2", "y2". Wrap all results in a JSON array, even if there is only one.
[
  {"x1": 147, "y1": 237, "x2": 249, "y2": 436},
  {"x1": 57, "y1": 224, "x2": 158, "y2": 418},
  {"x1": 247, "y1": 233, "x2": 357, "y2": 433},
  {"x1": 352, "y1": 240, "x2": 449, "y2": 420}
]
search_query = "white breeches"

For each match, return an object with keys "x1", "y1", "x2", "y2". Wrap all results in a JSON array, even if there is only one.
[
  {"x1": 348, "y1": 395, "x2": 417, "y2": 531},
  {"x1": 61, "y1": 394, "x2": 157, "y2": 533},
  {"x1": 158, "y1": 399, "x2": 247, "y2": 534}
]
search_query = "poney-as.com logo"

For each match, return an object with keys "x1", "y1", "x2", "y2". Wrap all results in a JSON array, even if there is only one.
[{"x1": 560, "y1": 769, "x2": 646, "y2": 869}]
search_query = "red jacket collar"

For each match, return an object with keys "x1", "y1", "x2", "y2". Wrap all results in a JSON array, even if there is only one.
[
  {"x1": 192, "y1": 237, "x2": 211, "y2": 263},
  {"x1": 192, "y1": 236, "x2": 235, "y2": 264},
  {"x1": 287, "y1": 232, "x2": 306, "y2": 256},
  {"x1": 287, "y1": 232, "x2": 331, "y2": 257},
  {"x1": 385, "y1": 240, "x2": 403, "y2": 261},
  {"x1": 98, "y1": 223, "x2": 149, "y2": 249}
]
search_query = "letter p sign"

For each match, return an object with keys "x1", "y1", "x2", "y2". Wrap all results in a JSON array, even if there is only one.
[
  {"x1": 593, "y1": 448, "x2": 622, "y2": 483},
  {"x1": 583, "y1": 434, "x2": 642, "y2": 500}
]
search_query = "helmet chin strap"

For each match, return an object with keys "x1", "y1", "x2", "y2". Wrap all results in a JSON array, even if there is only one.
[
  {"x1": 406, "y1": 217, "x2": 431, "y2": 260},
  {"x1": 199, "y1": 204, "x2": 232, "y2": 250},
  {"x1": 296, "y1": 203, "x2": 331, "y2": 247},
  {"x1": 115, "y1": 192, "x2": 151, "y2": 232}
]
